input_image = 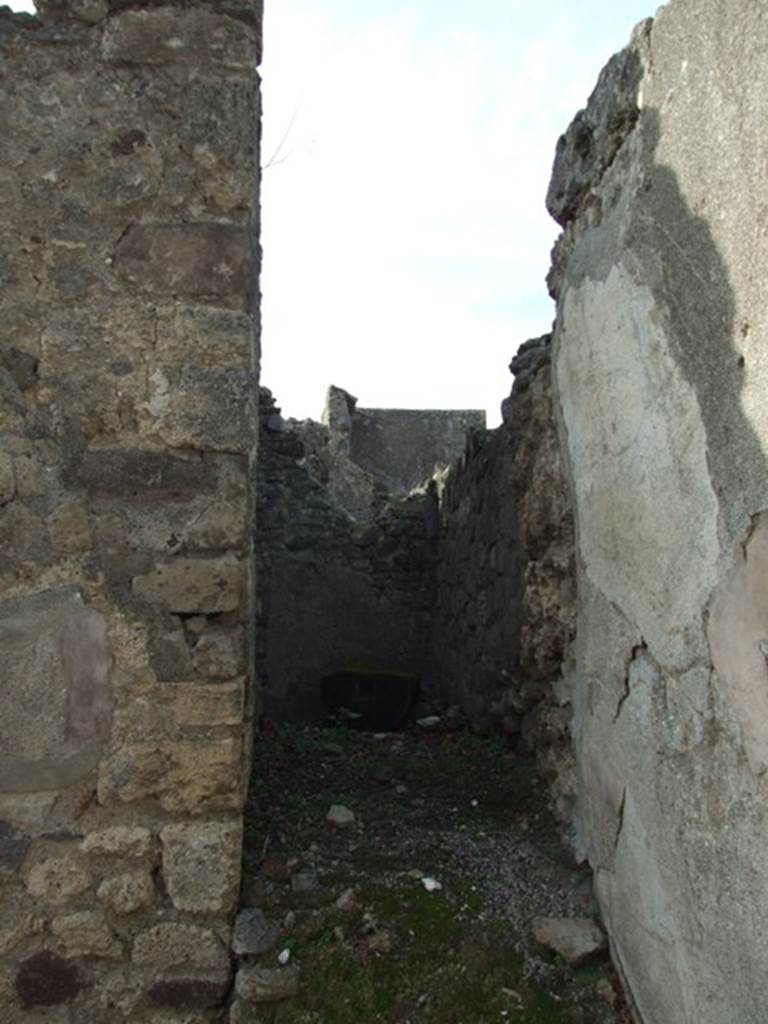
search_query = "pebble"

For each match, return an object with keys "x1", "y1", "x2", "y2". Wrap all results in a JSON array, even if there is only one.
[
  {"x1": 532, "y1": 916, "x2": 607, "y2": 966},
  {"x1": 421, "y1": 877, "x2": 442, "y2": 892},
  {"x1": 326, "y1": 804, "x2": 356, "y2": 828},
  {"x1": 416, "y1": 715, "x2": 441, "y2": 729},
  {"x1": 277, "y1": 948, "x2": 291, "y2": 965}
]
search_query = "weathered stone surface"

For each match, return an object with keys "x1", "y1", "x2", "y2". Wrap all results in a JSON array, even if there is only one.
[
  {"x1": 155, "y1": 304, "x2": 252, "y2": 370},
  {"x1": 326, "y1": 805, "x2": 355, "y2": 828},
  {"x1": 0, "y1": 451, "x2": 14, "y2": 504},
  {"x1": 97, "y1": 870, "x2": 155, "y2": 914},
  {"x1": 114, "y1": 224, "x2": 251, "y2": 305},
  {"x1": 147, "y1": 976, "x2": 229, "y2": 1010},
  {"x1": 132, "y1": 924, "x2": 229, "y2": 972},
  {"x1": 102, "y1": 8, "x2": 256, "y2": 71},
  {"x1": 74, "y1": 449, "x2": 216, "y2": 498},
  {"x1": 160, "y1": 820, "x2": 242, "y2": 913},
  {"x1": 549, "y1": 3, "x2": 768, "y2": 1020},
  {"x1": 532, "y1": 916, "x2": 606, "y2": 966},
  {"x1": 15, "y1": 951, "x2": 84, "y2": 1008},
  {"x1": 235, "y1": 965, "x2": 300, "y2": 1003},
  {"x1": 232, "y1": 908, "x2": 279, "y2": 956},
  {"x1": 193, "y1": 630, "x2": 246, "y2": 679},
  {"x1": 81, "y1": 825, "x2": 152, "y2": 858},
  {"x1": 0, "y1": 890, "x2": 42, "y2": 955},
  {"x1": 0, "y1": 821, "x2": 31, "y2": 872},
  {"x1": 257, "y1": 390, "x2": 438, "y2": 723},
  {"x1": 98, "y1": 737, "x2": 243, "y2": 814},
  {"x1": 132, "y1": 557, "x2": 243, "y2": 614},
  {"x1": 47, "y1": 500, "x2": 92, "y2": 554},
  {"x1": 143, "y1": 365, "x2": 255, "y2": 453},
  {"x1": 52, "y1": 910, "x2": 123, "y2": 958},
  {"x1": 0, "y1": 588, "x2": 112, "y2": 793},
  {"x1": 25, "y1": 856, "x2": 91, "y2": 905}
]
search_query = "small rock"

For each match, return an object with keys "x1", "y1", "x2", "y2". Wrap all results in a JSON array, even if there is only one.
[
  {"x1": 532, "y1": 916, "x2": 607, "y2": 966},
  {"x1": 421, "y1": 877, "x2": 442, "y2": 893},
  {"x1": 326, "y1": 805, "x2": 355, "y2": 828},
  {"x1": 333, "y1": 925, "x2": 345, "y2": 941},
  {"x1": 232, "y1": 908, "x2": 279, "y2": 956},
  {"x1": 291, "y1": 869, "x2": 321, "y2": 894},
  {"x1": 367, "y1": 929, "x2": 393, "y2": 954},
  {"x1": 416, "y1": 716, "x2": 441, "y2": 729},
  {"x1": 406, "y1": 869, "x2": 424, "y2": 880},
  {"x1": 283, "y1": 910, "x2": 296, "y2": 930},
  {"x1": 395, "y1": 784, "x2": 408, "y2": 795},
  {"x1": 335, "y1": 887, "x2": 357, "y2": 912},
  {"x1": 277, "y1": 948, "x2": 291, "y2": 965}
]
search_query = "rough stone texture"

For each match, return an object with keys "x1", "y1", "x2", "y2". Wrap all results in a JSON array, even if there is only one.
[
  {"x1": 97, "y1": 870, "x2": 155, "y2": 914},
  {"x1": 160, "y1": 821, "x2": 242, "y2": 913},
  {"x1": 234, "y1": 965, "x2": 300, "y2": 1003},
  {"x1": 0, "y1": 2, "x2": 261, "y2": 1019},
  {"x1": 25, "y1": 857, "x2": 92, "y2": 905},
  {"x1": 532, "y1": 916, "x2": 606, "y2": 966},
  {"x1": 323, "y1": 385, "x2": 485, "y2": 501},
  {"x1": 549, "y1": 4, "x2": 768, "y2": 1021},
  {"x1": 132, "y1": 924, "x2": 229, "y2": 973},
  {"x1": 52, "y1": 909, "x2": 123, "y2": 958},
  {"x1": 432, "y1": 337, "x2": 576, "y2": 822},
  {"x1": 231, "y1": 909, "x2": 279, "y2": 956},
  {"x1": 257, "y1": 389, "x2": 439, "y2": 721}
]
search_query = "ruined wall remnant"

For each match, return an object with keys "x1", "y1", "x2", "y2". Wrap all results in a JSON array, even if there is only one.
[
  {"x1": 432, "y1": 336, "x2": 576, "y2": 821},
  {"x1": 549, "y1": 3, "x2": 768, "y2": 1020},
  {"x1": 323, "y1": 385, "x2": 485, "y2": 499},
  {"x1": 0, "y1": 2, "x2": 260, "y2": 1020},
  {"x1": 256, "y1": 389, "x2": 439, "y2": 723}
]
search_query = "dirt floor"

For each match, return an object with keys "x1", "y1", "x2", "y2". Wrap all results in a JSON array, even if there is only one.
[{"x1": 240, "y1": 719, "x2": 630, "y2": 1024}]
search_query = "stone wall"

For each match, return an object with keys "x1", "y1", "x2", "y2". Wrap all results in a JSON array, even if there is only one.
[
  {"x1": 323, "y1": 385, "x2": 485, "y2": 497},
  {"x1": 549, "y1": 3, "x2": 768, "y2": 1021},
  {"x1": 256, "y1": 389, "x2": 438, "y2": 723},
  {"x1": 432, "y1": 336, "x2": 576, "y2": 821},
  {"x1": 0, "y1": 3, "x2": 260, "y2": 1021}
]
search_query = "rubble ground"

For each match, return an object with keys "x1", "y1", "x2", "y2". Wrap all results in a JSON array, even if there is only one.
[{"x1": 240, "y1": 721, "x2": 630, "y2": 1023}]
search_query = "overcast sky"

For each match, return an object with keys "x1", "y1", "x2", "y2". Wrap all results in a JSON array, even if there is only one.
[{"x1": 10, "y1": 0, "x2": 657, "y2": 424}]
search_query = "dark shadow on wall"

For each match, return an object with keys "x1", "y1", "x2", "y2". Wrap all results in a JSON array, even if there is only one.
[{"x1": 629, "y1": 106, "x2": 768, "y2": 541}]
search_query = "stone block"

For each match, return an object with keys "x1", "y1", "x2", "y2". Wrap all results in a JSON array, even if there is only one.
[
  {"x1": 25, "y1": 856, "x2": 91, "y2": 905},
  {"x1": 80, "y1": 825, "x2": 152, "y2": 858},
  {"x1": 13, "y1": 453, "x2": 46, "y2": 498},
  {"x1": 155, "y1": 304, "x2": 252, "y2": 370},
  {"x1": 0, "y1": 588, "x2": 111, "y2": 794},
  {"x1": 132, "y1": 923, "x2": 229, "y2": 972},
  {"x1": 132, "y1": 557, "x2": 243, "y2": 614},
  {"x1": 193, "y1": 629, "x2": 246, "y2": 679},
  {"x1": 52, "y1": 910, "x2": 123, "y2": 958},
  {"x1": 234, "y1": 966, "x2": 300, "y2": 1003},
  {"x1": 98, "y1": 736, "x2": 243, "y2": 814},
  {"x1": 102, "y1": 8, "x2": 257, "y2": 71},
  {"x1": 15, "y1": 951, "x2": 84, "y2": 1008},
  {"x1": 160, "y1": 820, "x2": 241, "y2": 914},
  {"x1": 142, "y1": 364, "x2": 255, "y2": 454},
  {"x1": 114, "y1": 223, "x2": 251, "y2": 304},
  {"x1": 0, "y1": 821, "x2": 31, "y2": 872},
  {"x1": 147, "y1": 974, "x2": 230, "y2": 1010},
  {"x1": 183, "y1": 501, "x2": 247, "y2": 550},
  {"x1": 47, "y1": 500, "x2": 91, "y2": 554},
  {"x1": 73, "y1": 450, "x2": 216, "y2": 496},
  {"x1": 0, "y1": 891, "x2": 42, "y2": 955},
  {"x1": 232, "y1": 909, "x2": 279, "y2": 956},
  {"x1": 172, "y1": 681, "x2": 244, "y2": 728},
  {"x1": 97, "y1": 870, "x2": 155, "y2": 914}
]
